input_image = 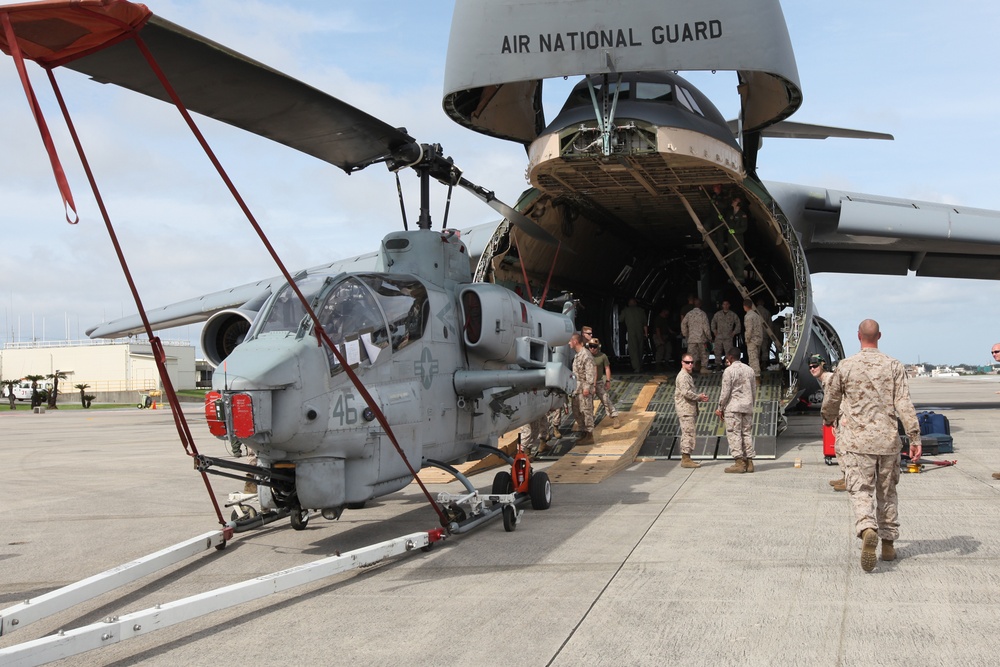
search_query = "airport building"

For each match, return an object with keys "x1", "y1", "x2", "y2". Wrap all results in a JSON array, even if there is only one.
[{"x1": 0, "y1": 339, "x2": 197, "y2": 404}]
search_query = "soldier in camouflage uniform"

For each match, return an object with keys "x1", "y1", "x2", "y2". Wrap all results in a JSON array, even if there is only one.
[
  {"x1": 715, "y1": 351, "x2": 757, "y2": 473},
  {"x1": 711, "y1": 299, "x2": 741, "y2": 371},
  {"x1": 569, "y1": 332, "x2": 597, "y2": 444},
  {"x1": 681, "y1": 298, "x2": 712, "y2": 374},
  {"x1": 520, "y1": 413, "x2": 551, "y2": 459},
  {"x1": 588, "y1": 338, "x2": 621, "y2": 429},
  {"x1": 674, "y1": 353, "x2": 709, "y2": 468},
  {"x1": 742, "y1": 298, "x2": 764, "y2": 381},
  {"x1": 821, "y1": 319, "x2": 922, "y2": 573}
]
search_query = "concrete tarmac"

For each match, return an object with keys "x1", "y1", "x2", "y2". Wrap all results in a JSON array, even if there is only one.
[{"x1": 2, "y1": 376, "x2": 1000, "y2": 666}]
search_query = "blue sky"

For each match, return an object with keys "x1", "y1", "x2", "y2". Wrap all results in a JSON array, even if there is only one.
[{"x1": 1, "y1": 1, "x2": 999, "y2": 366}]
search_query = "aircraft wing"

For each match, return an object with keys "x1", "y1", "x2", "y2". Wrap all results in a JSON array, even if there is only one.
[
  {"x1": 728, "y1": 120, "x2": 894, "y2": 141},
  {"x1": 85, "y1": 279, "x2": 279, "y2": 338},
  {"x1": 769, "y1": 181, "x2": 1000, "y2": 280},
  {"x1": 86, "y1": 251, "x2": 380, "y2": 339}
]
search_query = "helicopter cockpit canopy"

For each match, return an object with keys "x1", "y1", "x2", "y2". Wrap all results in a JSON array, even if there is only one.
[{"x1": 255, "y1": 273, "x2": 430, "y2": 376}]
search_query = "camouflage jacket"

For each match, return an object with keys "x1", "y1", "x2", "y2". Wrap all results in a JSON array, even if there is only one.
[
  {"x1": 674, "y1": 369, "x2": 701, "y2": 416},
  {"x1": 681, "y1": 307, "x2": 711, "y2": 343},
  {"x1": 572, "y1": 347, "x2": 597, "y2": 395},
  {"x1": 821, "y1": 347, "x2": 921, "y2": 455},
  {"x1": 718, "y1": 360, "x2": 756, "y2": 414}
]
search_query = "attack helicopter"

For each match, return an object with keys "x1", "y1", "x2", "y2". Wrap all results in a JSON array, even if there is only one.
[{"x1": 0, "y1": 0, "x2": 581, "y2": 531}]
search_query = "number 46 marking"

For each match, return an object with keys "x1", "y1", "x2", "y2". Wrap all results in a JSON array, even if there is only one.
[{"x1": 331, "y1": 393, "x2": 358, "y2": 425}]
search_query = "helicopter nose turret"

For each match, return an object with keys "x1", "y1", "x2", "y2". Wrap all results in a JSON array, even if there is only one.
[{"x1": 211, "y1": 335, "x2": 331, "y2": 455}]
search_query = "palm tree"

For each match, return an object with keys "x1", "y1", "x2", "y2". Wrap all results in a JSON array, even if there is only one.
[
  {"x1": 75, "y1": 383, "x2": 91, "y2": 409},
  {"x1": 2, "y1": 378, "x2": 16, "y2": 410},
  {"x1": 24, "y1": 374, "x2": 45, "y2": 408},
  {"x1": 46, "y1": 370, "x2": 68, "y2": 409}
]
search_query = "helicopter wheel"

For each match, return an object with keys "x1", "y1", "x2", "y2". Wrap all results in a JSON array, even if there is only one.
[
  {"x1": 529, "y1": 471, "x2": 552, "y2": 510},
  {"x1": 290, "y1": 505, "x2": 310, "y2": 531},
  {"x1": 502, "y1": 504, "x2": 517, "y2": 532}
]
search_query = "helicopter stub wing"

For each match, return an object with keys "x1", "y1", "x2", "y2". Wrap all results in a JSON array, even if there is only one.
[
  {"x1": 85, "y1": 219, "x2": 504, "y2": 339},
  {"x1": 0, "y1": 0, "x2": 418, "y2": 173},
  {"x1": 85, "y1": 279, "x2": 277, "y2": 339}
]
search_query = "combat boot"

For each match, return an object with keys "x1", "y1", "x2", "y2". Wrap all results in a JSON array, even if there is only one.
[
  {"x1": 578, "y1": 432, "x2": 594, "y2": 445},
  {"x1": 680, "y1": 453, "x2": 701, "y2": 469},
  {"x1": 831, "y1": 478, "x2": 847, "y2": 492},
  {"x1": 829, "y1": 475, "x2": 845, "y2": 486},
  {"x1": 243, "y1": 479, "x2": 257, "y2": 495},
  {"x1": 860, "y1": 528, "x2": 879, "y2": 572},
  {"x1": 612, "y1": 415, "x2": 622, "y2": 429},
  {"x1": 993, "y1": 472, "x2": 1000, "y2": 480},
  {"x1": 745, "y1": 458, "x2": 754, "y2": 473},
  {"x1": 882, "y1": 540, "x2": 896, "y2": 562},
  {"x1": 553, "y1": 427, "x2": 563, "y2": 440},
  {"x1": 724, "y1": 458, "x2": 747, "y2": 474}
]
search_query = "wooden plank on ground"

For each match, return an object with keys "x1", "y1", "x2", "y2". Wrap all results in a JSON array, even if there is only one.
[
  {"x1": 547, "y1": 411, "x2": 657, "y2": 484},
  {"x1": 632, "y1": 378, "x2": 665, "y2": 411},
  {"x1": 413, "y1": 428, "x2": 520, "y2": 485}
]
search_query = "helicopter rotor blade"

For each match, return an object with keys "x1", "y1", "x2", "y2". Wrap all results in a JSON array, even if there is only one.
[{"x1": 457, "y1": 177, "x2": 559, "y2": 246}]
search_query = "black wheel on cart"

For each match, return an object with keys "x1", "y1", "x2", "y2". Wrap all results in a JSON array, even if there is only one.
[
  {"x1": 492, "y1": 470, "x2": 513, "y2": 495},
  {"x1": 290, "y1": 506, "x2": 309, "y2": 531},
  {"x1": 824, "y1": 456, "x2": 835, "y2": 466},
  {"x1": 502, "y1": 504, "x2": 517, "y2": 532},
  {"x1": 529, "y1": 471, "x2": 552, "y2": 510}
]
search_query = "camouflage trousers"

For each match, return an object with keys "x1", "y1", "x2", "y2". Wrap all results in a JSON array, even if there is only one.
[
  {"x1": 713, "y1": 336, "x2": 738, "y2": 366},
  {"x1": 678, "y1": 414, "x2": 697, "y2": 455},
  {"x1": 571, "y1": 392, "x2": 595, "y2": 433},
  {"x1": 746, "y1": 337, "x2": 762, "y2": 376},
  {"x1": 595, "y1": 382, "x2": 619, "y2": 418},
  {"x1": 519, "y1": 416, "x2": 549, "y2": 455},
  {"x1": 842, "y1": 451, "x2": 900, "y2": 541},
  {"x1": 724, "y1": 411, "x2": 755, "y2": 459},
  {"x1": 687, "y1": 340, "x2": 709, "y2": 371}
]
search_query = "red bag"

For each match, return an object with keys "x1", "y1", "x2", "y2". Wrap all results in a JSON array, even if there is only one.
[{"x1": 822, "y1": 424, "x2": 836, "y2": 463}]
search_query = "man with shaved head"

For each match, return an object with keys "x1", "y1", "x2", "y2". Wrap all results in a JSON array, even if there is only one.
[{"x1": 822, "y1": 319, "x2": 922, "y2": 572}]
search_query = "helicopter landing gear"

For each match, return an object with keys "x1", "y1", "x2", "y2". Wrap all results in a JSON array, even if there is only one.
[
  {"x1": 289, "y1": 505, "x2": 310, "y2": 531},
  {"x1": 427, "y1": 445, "x2": 552, "y2": 535}
]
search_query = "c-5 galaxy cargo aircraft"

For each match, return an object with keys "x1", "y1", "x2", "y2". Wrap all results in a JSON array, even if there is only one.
[{"x1": 2, "y1": 0, "x2": 1000, "y2": 524}]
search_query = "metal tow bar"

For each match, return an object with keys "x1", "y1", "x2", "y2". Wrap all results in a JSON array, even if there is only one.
[{"x1": 0, "y1": 528, "x2": 446, "y2": 666}]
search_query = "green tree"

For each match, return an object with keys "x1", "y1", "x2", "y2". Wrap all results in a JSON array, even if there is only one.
[
  {"x1": 2, "y1": 378, "x2": 16, "y2": 410},
  {"x1": 75, "y1": 383, "x2": 91, "y2": 409},
  {"x1": 46, "y1": 370, "x2": 68, "y2": 409},
  {"x1": 24, "y1": 374, "x2": 45, "y2": 408}
]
